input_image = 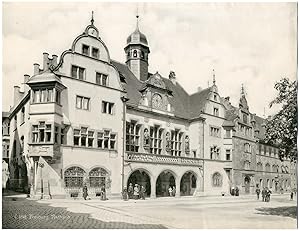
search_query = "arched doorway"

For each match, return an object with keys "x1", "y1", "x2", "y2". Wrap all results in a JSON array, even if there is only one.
[
  {"x1": 244, "y1": 176, "x2": 251, "y2": 194},
  {"x1": 127, "y1": 169, "x2": 151, "y2": 196},
  {"x1": 64, "y1": 166, "x2": 85, "y2": 197},
  {"x1": 180, "y1": 172, "x2": 197, "y2": 196},
  {"x1": 156, "y1": 170, "x2": 176, "y2": 197}
]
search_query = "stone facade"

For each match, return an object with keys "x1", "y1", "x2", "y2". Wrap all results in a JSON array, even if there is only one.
[{"x1": 3, "y1": 15, "x2": 295, "y2": 199}]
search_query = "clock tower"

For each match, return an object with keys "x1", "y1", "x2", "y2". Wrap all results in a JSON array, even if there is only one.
[{"x1": 124, "y1": 15, "x2": 150, "y2": 82}]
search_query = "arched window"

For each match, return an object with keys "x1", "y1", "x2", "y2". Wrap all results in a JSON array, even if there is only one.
[
  {"x1": 257, "y1": 162, "x2": 263, "y2": 171},
  {"x1": 133, "y1": 50, "x2": 137, "y2": 58},
  {"x1": 89, "y1": 167, "x2": 108, "y2": 188},
  {"x1": 212, "y1": 172, "x2": 222, "y2": 187},
  {"x1": 265, "y1": 163, "x2": 270, "y2": 172},
  {"x1": 64, "y1": 166, "x2": 85, "y2": 188}
]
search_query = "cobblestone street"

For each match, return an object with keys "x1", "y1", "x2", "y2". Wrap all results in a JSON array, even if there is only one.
[
  {"x1": 2, "y1": 191, "x2": 297, "y2": 229},
  {"x1": 2, "y1": 193, "x2": 166, "y2": 229}
]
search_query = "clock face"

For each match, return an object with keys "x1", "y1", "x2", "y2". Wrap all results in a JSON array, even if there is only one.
[{"x1": 152, "y1": 94, "x2": 163, "y2": 109}]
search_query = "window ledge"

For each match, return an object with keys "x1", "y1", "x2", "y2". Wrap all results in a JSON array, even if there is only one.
[{"x1": 63, "y1": 145, "x2": 117, "y2": 152}]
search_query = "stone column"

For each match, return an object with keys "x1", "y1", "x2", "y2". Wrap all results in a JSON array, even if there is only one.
[
  {"x1": 150, "y1": 176, "x2": 156, "y2": 198},
  {"x1": 175, "y1": 177, "x2": 181, "y2": 197}
]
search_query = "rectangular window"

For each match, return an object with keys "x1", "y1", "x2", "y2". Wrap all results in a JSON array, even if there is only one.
[
  {"x1": 71, "y1": 65, "x2": 85, "y2": 80},
  {"x1": 61, "y1": 128, "x2": 65, "y2": 145},
  {"x1": 170, "y1": 130, "x2": 183, "y2": 156},
  {"x1": 210, "y1": 126, "x2": 220, "y2": 137},
  {"x1": 32, "y1": 122, "x2": 52, "y2": 143},
  {"x1": 82, "y1": 44, "x2": 90, "y2": 56},
  {"x1": 97, "y1": 132, "x2": 104, "y2": 148},
  {"x1": 126, "y1": 121, "x2": 140, "y2": 152},
  {"x1": 76, "y1": 96, "x2": 90, "y2": 110},
  {"x1": 74, "y1": 129, "x2": 80, "y2": 146},
  {"x1": 54, "y1": 126, "x2": 59, "y2": 143},
  {"x1": 88, "y1": 131, "x2": 94, "y2": 147},
  {"x1": 213, "y1": 107, "x2": 219, "y2": 116},
  {"x1": 92, "y1": 47, "x2": 99, "y2": 58},
  {"x1": 102, "y1": 101, "x2": 114, "y2": 114},
  {"x1": 80, "y1": 127, "x2": 87, "y2": 147},
  {"x1": 55, "y1": 90, "x2": 61, "y2": 104},
  {"x1": 149, "y1": 126, "x2": 163, "y2": 155},
  {"x1": 210, "y1": 146, "x2": 220, "y2": 160},
  {"x1": 226, "y1": 149, "x2": 231, "y2": 160},
  {"x1": 96, "y1": 73, "x2": 108, "y2": 86}
]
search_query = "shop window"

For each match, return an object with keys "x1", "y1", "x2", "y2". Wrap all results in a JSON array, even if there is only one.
[{"x1": 212, "y1": 172, "x2": 222, "y2": 187}]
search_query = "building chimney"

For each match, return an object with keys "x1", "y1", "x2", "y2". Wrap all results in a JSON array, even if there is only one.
[
  {"x1": 23, "y1": 74, "x2": 30, "y2": 93},
  {"x1": 33, "y1": 63, "x2": 40, "y2": 75},
  {"x1": 13, "y1": 86, "x2": 22, "y2": 105},
  {"x1": 169, "y1": 71, "x2": 176, "y2": 85},
  {"x1": 52, "y1": 55, "x2": 58, "y2": 67},
  {"x1": 43, "y1": 52, "x2": 49, "y2": 71},
  {"x1": 197, "y1": 86, "x2": 202, "y2": 92}
]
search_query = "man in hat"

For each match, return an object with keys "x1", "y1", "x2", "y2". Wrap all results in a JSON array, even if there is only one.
[
  {"x1": 128, "y1": 183, "x2": 133, "y2": 199},
  {"x1": 83, "y1": 184, "x2": 88, "y2": 200}
]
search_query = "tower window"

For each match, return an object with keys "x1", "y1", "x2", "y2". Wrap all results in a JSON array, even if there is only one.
[
  {"x1": 92, "y1": 47, "x2": 99, "y2": 58},
  {"x1": 82, "y1": 44, "x2": 90, "y2": 56},
  {"x1": 133, "y1": 50, "x2": 137, "y2": 57}
]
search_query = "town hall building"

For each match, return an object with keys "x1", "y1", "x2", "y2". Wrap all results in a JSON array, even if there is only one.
[{"x1": 2, "y1": 14, "x2": 295, "y2": 199}]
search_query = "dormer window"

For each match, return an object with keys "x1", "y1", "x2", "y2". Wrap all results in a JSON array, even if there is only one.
[
  {"x1": 82, "y1": 44, "x2": 90, "y2": 56},
  {"x1": 92, "y1": 47, "x2": 99, "y2": 58}
]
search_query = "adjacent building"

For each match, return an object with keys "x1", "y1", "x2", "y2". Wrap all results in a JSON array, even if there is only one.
[{"x1": 3, "y1": 15, "x2": 295, "y2": 198}]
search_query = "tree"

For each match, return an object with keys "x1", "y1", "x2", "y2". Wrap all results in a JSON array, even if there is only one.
[{"x1": 265, "y1": 78, "x2": 297, "y2": 160}]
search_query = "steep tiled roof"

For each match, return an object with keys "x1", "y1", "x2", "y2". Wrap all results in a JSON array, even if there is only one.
[
  {"x1": 189, "y1": 88, "x2": 211, "y2": 118},
  {"x1": 253, "y1": 115, "x2": 267, "y2": 140},
  {"x1": 112, "y1": 60, "x2": 192, "y2": 119}
]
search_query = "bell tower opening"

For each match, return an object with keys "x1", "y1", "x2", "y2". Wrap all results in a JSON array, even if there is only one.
[{"x1": 124, "y1": 15, "x2": 150, "y2": 82}]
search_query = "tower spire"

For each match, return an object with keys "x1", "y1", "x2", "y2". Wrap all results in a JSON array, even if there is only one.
[
  {"x1": 91, "y1": 11, "x2": 94, "y2": 25},
  {"x1": 212, "y1": 69, "x2": 216, "y2": 85},
  {"x1": 136, "y1": 7, "x2": 139, "y2": 30},
  {"x1": 241, "y1": 83, "x2": 245, "y2": 96}
]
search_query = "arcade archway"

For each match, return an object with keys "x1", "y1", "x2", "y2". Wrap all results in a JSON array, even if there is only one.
[
  {"x1": 127, "y1": 169, "x2": 151, "y2": 196},
  {"x1": 156, "y1": 170, "x2": 176, "y2": 197},
  {"x1": 180, "y1": 172, "x2": 197, "y2": 196}
]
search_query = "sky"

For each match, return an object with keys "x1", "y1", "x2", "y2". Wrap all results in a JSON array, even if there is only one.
[{"x1": 2, "y1": 2, "x2": 297, "y2": 117}]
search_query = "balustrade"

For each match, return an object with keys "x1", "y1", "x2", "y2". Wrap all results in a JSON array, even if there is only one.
[{"x1": 126, "y1": 152, "x2": 203, "y2": 166}]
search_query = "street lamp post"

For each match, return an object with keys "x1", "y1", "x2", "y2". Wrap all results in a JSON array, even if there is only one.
[
  {"x1": 121, "y1": 95, "x2": 129, "y2": 191},
  {"x1": 39, "y1": 162, "x2": 45, "y2": 199}
]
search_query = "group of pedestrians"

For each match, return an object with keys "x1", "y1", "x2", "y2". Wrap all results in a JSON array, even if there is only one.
[
  {"x1": 168, "y1": 186, "x2": 176, "y2": 197},
  {"x1": 256, "y1": 187, "x2": 272, "y2": 202},
  {"x1": 230, "y1": 186, "x2": 240, "y2": 196},
  {"x1": 122, "y1": 183, "x2": 146, "y2": 200},
  {"x1": 82, "y1": 184, "x2": 107, "y2": 200}
]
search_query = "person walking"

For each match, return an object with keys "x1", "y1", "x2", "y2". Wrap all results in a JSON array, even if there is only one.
[
  {"x1": 235, "y1": 187, "x2": 239, "y2": 196},
  {"x1": 83, "y1": 184, "x2": 88, "y2": 200},
  {"x1": 266, "y1": 188, "x2": 272, "y2": 202},
  {"x1": 172, "y1": 186, "x2": 176, "y2": 197},
  {"x1": 262, "y1": 188, "x2": 266, "y2": 202},
  {"x1": 140, "y1": 185, "x2": 146, "y2": 200},
  {"x1": 100, "y1": 185, "x2": 106, "y2": 200},
  {"x1": 128, "y1": 183, "x2": 133, "y2": 199},
  {"x1": 133, "y1": 184, "x2": 139, "y2": 200},
  {"x1": 290, "y1": 190, "x2": 294, "y2": 200},
  {"x1": 168, "y1": 186, "x2": 173, "y2": 197},
  {"x1": 256, "y1": 187, "x2": 261, "y2": 200},
  {"x1": 122, "y1": 187, "x2": 129, "y2": 201}
]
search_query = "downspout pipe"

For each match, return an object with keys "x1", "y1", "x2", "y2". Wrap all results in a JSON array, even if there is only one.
[{"x1": 121, "y1": 95, "x2": 129, "y2": 191}]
